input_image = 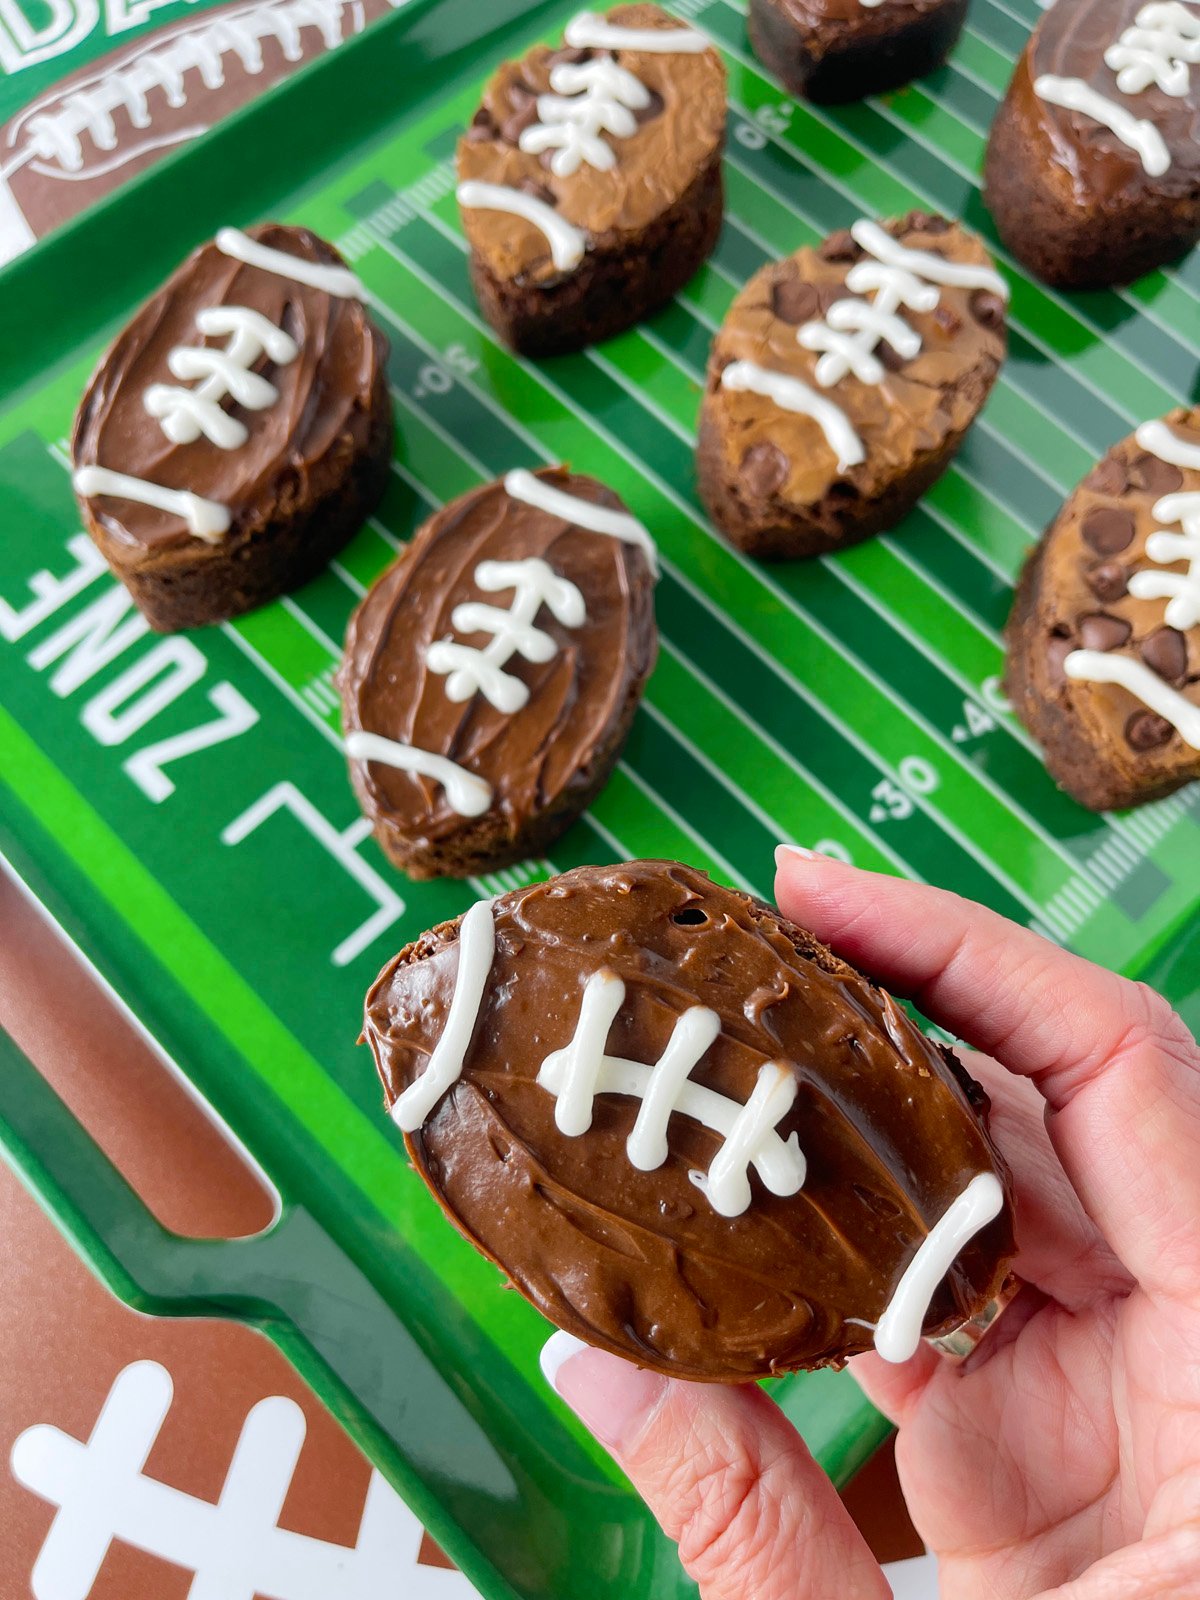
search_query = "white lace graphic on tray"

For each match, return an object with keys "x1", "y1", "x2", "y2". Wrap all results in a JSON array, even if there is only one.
[
  {"x1": 10, "y1": 0, "x2": 374, "y2": 177},
  {"x1": 10, "y1": 1359, "x2": 474, "y2": 1599},
  {"x1": 144, "y1": 305, "x2": 299, "y2": 449}
]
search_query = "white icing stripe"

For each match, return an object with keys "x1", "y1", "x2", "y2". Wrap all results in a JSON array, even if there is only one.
[
  {"x1": 849, "y1": 218, "x2": 1009, "y2": 297},
  {"x1": 1132, "y1": 419, "x2": 1200, "y2": 630},
  {"x1": 503, "y1": 468, "x2": 660, "y2": 575},
  {"x1": 1136, "y1": 418, "x2": 1200, "y2": 471},
  {"x1": 796, "y1": 218, "x2": 1007, "y2": 393},
  {"x1": 455, "y1": 182, "x2": 586, "y2": 272},
  {"x1": 563, "y1": 10, "x2": 709, "y2": 51},
  {"x1": 536, "y1": 968, "x2": 807, "y2": 1218},
  {"x1": 627, "y1": 1006, "x2": 722, "y2": 1169},
  {"x1": 800, "y1": 296, "x2": 922, "y2": 388},
  {"x1": 426, "y1": 557, "x2": 586, "y2": 714},
  {"x1": 215, "y1": 225, "x2": 364, "y2": 298},
  {"x1": 694, "y1": 1062, "x2": 802, "y2": 1219},
  {"x1": 1104, "y1": 3, "x2": 1200, "y2": 98},
  {"x1": 144, "y1": 305, "x2": 299, "y2": 449},
  {"x1": 1064, "y1": 650, "x2": 1200, "y2": 748},
  {"x1": 521, "y1": 56, "x2": 649, "y2": 177},
  {"x1": 392, "y1": 898, "x2": 496, "y2": 1133},
  {"x1": 73, "y1": 464, "x2": 231, "y2": 542},
  {"x1": 1134, "y1": 503, "x2": 1200, "y2": 629},
  {"x1": 1033, "y1": 74, "x2": 1171, "y2": 176},
  {"x1": 873, "y1": 1172, "x2": 1005, "y2": 1364},
  {"x1": 344, "y1": 730, "x2": 493, "y2": 817},
  {"x1": 720, "y1": 360, "x2": 865, "y2": 472}
]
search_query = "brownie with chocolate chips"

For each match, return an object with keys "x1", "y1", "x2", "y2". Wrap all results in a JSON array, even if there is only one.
[
  {"x1": 696, "y1": 212, "x2": 1008, "y2": 559},
  {"x1": 748, "y1": 0, "x2": 968, "y2": 104},
  {"x1": 984, "y1": 0, "x2": 1200, "y2": 289},
  {"x1": 1005, "y1": 407, "x2": 1200, "y2": 811},
  {"x1": 455, "y1": 4, "x2": 726, "y2": 356}
]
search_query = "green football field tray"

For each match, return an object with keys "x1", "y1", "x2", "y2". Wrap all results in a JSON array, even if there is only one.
[{"x1": 2, "y1": 0, "x2": 1198, "y2": 1594}]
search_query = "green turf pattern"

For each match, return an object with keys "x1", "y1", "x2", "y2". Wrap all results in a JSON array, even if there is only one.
[{"x1": 0, "y1": 1, "x2": 1197, "y2": 1590}]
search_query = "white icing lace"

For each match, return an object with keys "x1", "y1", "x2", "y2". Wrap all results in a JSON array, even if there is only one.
[
  {"x1": 20, "y1": 0, "x2": 355, "y2": 172},
  {"x1": 143, "y1": 305, "x2": 299, "y2": 449},
  {"x1": 537, "y1": 968, "x2": 807, "y2": 1218},
  {"x1": 798, "y1": 218, "x2": 1008, "y2": 391},
  {"x1": 1105, "y1": 2, "x2": 1200, "y2": 98},
  {"x1": 425, "y1": 558, "x2": 586, "y2": 715},
  {"x1": 1127, "y1": 421, "x2": 1200, "y2": 631},
  {"x1": 1064, "y1": 419, "x2": 1200, "y2": 748},
  {"x1": 519, "y1": 56, "x2": 650, "y2": 177}
]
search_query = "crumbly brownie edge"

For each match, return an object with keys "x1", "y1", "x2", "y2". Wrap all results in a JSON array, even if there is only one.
[
  {"x1": 747, "y1": 0, "x2": 968, "y2": 104},
  {"x1": 85, "y1": 366, "x2": 394, "y2": 633},
  {"x1": 984, "y1": 87, "x2": 1200, "y2": 289},
  {"x1": 465, "y1": 153, "x2": 723, "y2": 357},
  {"x1": 696, "y1": 400, "x2": 968, "y2": 560}
]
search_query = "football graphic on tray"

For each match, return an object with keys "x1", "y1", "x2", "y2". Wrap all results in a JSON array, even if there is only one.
[{"x1": 0, "y1": 0, "x2": 401, "y2": 265}]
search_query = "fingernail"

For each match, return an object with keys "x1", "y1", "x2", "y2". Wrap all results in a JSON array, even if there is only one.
[
  {"x1": 540, "y1": 1332, "x2": 668, "y2": 1451},
  {"x1": 775, "y1": 843, "x2": 823, "y2": 867}
]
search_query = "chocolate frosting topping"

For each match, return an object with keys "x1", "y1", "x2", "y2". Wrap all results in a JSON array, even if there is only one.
[
  {"x1": 1015, "y1": 0, "x2": 1200, "y2": 203},
  {"x1": 776, "y1": 0, "x2": 948, "y2": 25},
  {"x1": 705, "y1": 214, "x2": 1006, "y2": 509},
  {"x1": 338, "y1": 470, "x2": 657, "y2": 859},
  {"x1": 364, "y1": 861, "x2": 1016, "y2": 1380},
  {"x1": 456, "y1": 3, "x2": 725, "y2": 286},
  {"x1": 72, "y1": 224, "x2": 385, "y2": 560},
  {"x1": 1017, "y1": 406, "x2": 1200, "y2": 780}
]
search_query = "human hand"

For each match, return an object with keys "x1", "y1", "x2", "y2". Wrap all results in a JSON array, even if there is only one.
[{"x1": 539, "y1": 850, "x2": 1200, "y2": 1598}]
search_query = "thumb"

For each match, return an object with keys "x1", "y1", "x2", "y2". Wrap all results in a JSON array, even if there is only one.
[{"x1": 541, "y1": 1332, "x2": 890, "y2": 1600}]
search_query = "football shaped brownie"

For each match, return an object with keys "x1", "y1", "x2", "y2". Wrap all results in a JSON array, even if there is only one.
[
  {"x1": 72, "y1": 223, "x2": 391, "y2": 632},
  {"x1": 984, "y1": 0, "x2": 1200, "y2": 288},
  {"x1": 748, "y1": 0, "x2": 968, "y2": 104},
  {"x1": 338, "y1": 467, "x2": 658, "y2": 879},
  {"x1": 1006, "y1": 407, "x2": 1200, "y2": 812},
  {"x1": 456, "y1": 5, "x2": 726, "y2": 355},
  {"x1": 363, "y1": 861, "x2": 1017, "y2": 1381},
  {"x1": 697, "y1": 212, "x2": 1008, "y2": 559}
]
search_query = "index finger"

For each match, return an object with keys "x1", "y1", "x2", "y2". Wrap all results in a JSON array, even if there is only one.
[{"x1": 774, "y1": 848, "x2": 1200, "y2": 1303}]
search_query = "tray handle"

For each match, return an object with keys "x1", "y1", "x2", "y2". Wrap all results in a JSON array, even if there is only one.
[{"x1": 0, "y1": 1025, "x2": 299, "y2": 1314}]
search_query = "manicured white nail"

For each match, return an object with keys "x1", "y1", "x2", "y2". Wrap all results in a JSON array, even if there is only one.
[
  {"x1": 539, "y1": 1331, "x2": 668, "y2": 1450},
  {"x1": 540, "y1": 1330, "x2": 588, "y2": 1391},
  {"x1": 775, "y1": 843, "x2": 821, "y2": 867}
]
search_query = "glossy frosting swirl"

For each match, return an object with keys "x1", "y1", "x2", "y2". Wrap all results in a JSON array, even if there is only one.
[
  {"x1": 72, "y1": 223, "x2": 385, "y2": 559},
  {"x1": 1015, "y1": 0, "x2": 1200, "y2": 204},
  {"x1": 363, "y1": 861, "x2": 1016, "y2": 1380},
  {"x1": 338, "y1": 469, "x2": 657, "y2": 857}
]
